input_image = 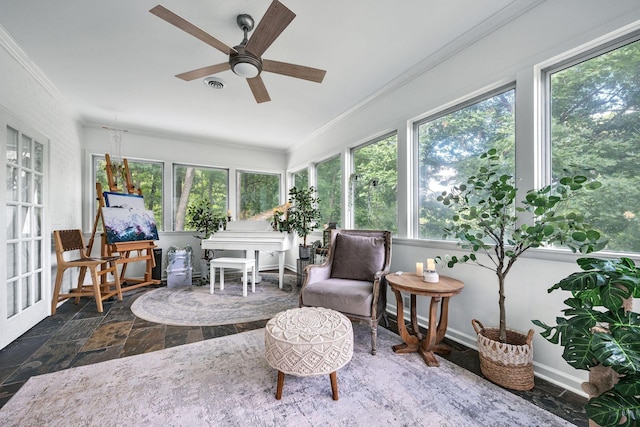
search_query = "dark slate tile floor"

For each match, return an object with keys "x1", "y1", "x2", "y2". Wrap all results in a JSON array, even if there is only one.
[{"x1": 0, "y1": 274, "x2": 588, "y2": 426}]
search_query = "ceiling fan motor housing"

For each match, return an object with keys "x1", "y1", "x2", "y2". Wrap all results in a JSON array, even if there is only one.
[{"x1": 229, "y1": 45, "x2": 263, "y2": 78}]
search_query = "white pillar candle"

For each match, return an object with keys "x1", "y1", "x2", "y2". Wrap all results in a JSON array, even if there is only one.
[
  {"x1": 415, "y1": 262, "x2": 424, "y2": 276},
  {"x1": 426, "y1": 258, "x2": 436, "y2": 271}
]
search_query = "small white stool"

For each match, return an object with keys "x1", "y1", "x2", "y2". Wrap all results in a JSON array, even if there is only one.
[{"x1": 210, "y1": 257, "x2": 256, "y2": 297}]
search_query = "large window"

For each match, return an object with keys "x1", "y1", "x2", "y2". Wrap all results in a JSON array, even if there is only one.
[
  {"x1": 416, "y1": 88, "x2": 515, "y2": 239},
  {"x1": 237, "y1": 171, "x2": 280, "y2": 219},
  {"x1": 94, "y1": 156, "x2": 164, "y2": 229},
  {"x1": 351, "y1": 133, "x2": 398, "y2": 233},
  {"x1": 316, "y1": 156, "x2": 342, "y2": 226},
  {"x1": 174, "y1": 165, "x2": 227, "y2": 230},
  {"x1": 292, "y1": 168, "x2": 309, "y2": 190},
  {"x1": 548, "y1": 36, "x2": 640, "y2": 253}
]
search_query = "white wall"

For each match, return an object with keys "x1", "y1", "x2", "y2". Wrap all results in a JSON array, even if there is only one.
[
  {"x1": 287, "y1": 1, "x2": 640, "y2": 395},
  {"x1": 0, "y1": 25, "x2": 83, "y2": 343}
]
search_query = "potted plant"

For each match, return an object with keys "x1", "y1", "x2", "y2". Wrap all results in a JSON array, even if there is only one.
[
  {"x1": 533, "y1": 257, "x2": 640, "y2": 427},
  {"x1": 186, "y1": 199, "x2": 226, "y2": 284},
  {"x1": 437, "y1": 148, "x2": 606, "y2": 390},
  {"x1": 286, "y1": 186, "x2": 322, "y2": 259}
]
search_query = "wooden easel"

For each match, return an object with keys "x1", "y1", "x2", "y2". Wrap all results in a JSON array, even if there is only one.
[{"x1": 88, "y1": 154, "x2": 160, "y2": 292}]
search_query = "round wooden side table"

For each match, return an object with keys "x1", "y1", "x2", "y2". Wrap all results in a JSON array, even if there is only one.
[{"x1": 386, "y1": 272, "x2": 464, "y2": 367}]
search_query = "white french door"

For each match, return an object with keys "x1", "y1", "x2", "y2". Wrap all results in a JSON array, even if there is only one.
[{"x1": 0, "y1": 115, "x2": 49, "y2": 349}]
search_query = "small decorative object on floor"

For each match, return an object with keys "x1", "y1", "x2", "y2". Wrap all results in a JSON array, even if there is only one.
[{"x1": 264, "y1": 307, "x2": 353, "y2": 400}]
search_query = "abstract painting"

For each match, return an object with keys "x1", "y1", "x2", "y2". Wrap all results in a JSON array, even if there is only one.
[{"x1": 102, "y1": 207, "x2": 159, "y2": 244}]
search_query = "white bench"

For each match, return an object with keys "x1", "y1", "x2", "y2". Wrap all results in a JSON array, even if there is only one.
[{"x1": 210, "y1": 257, "x2": 256, "y2": 297}]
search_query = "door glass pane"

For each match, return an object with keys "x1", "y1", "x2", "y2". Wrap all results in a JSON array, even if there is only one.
[
  {"x1": 21, "y1": 206, "x2": 30, "y2": 236},
  {"x1": 6, "y1": 126, "x2": 18, "y2": 164},
  {"x1": 35, "y1": 271, "x2": 42, "y2": 302},
  {"x1": 7, "y1": 205, "x2": 17, "y2": 239},
  {"x1": 7, "y1": 166, "x2": 17, "y2": 201},
  {"x1": 7, "y1": 242, "x2": 17, "y2": 279},
  {"x1": 34, "y1": 207, "x2": 42, "y2": 237},
  {"x1": 21, "y1": 135, "x2": 32, "y2": 168},
  {"x1": 34, "y1": 141, "x2": 43, "y2": 172},
  {"x1": 35, "y1": 239, "x2": 42, "y2": 269},
  {"x1": 34, "y1": 174, "x2": 42, "y2": 204},
  {"x1": 7, "y1": 280, "x2": 17, "y2": 318},
  {"x1": 21, "y1": 171, "x2": 31, "y2": 203},
  {"x1": 21, "y1": 240, "x2": 30, "y2": 274},
  {"x1": 21, "y1": 277, "x2": 30, "y2": 310}
]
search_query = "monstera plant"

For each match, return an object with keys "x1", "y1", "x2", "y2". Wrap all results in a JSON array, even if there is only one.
[{"x1": 533, "y1": 257, "x2": 640, "y2": 427}]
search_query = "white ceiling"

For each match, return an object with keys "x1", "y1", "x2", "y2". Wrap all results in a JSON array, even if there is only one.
[{"x1": 0, "y1": 0, "x2": 534, "y2": 150}]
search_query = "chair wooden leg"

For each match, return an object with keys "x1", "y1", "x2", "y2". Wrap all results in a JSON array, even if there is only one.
[
  {"x1": 51, "y1": 269, "x2": 65, "y2": 315},
  {"x1": 112, "y1": 261, "x2": 123, "y2": 301},
  {"x1": 89, "y1": 267, "x2": 104, "y2": 313},
  {"x1": 276, "y1": 371, "x2": 285, "y2": 400},
  {"x1": 330, "y1": 371, "x2": 339, "y2": 400},
  {"x1": 371, "y1": 323, "x2": 378, "y2": 355},
  {"x1": 74, "y1": 266, "x2": 88, "y2": 304}
]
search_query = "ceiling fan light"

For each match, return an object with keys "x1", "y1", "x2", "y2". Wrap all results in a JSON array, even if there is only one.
[{"x1": 232, "y1": 62, "x2": 260, "y2": 78}]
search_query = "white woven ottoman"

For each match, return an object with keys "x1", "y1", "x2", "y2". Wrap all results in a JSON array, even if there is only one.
[{"x1": 264, "y1": 307, "x2": 353, "y2": 400}]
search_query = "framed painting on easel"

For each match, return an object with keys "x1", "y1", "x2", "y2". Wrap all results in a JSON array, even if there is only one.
[{"x1": 102, "y1": 207, "x2": 159, "y2": 244}]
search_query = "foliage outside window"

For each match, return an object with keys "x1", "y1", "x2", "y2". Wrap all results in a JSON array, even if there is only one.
[
  {"x1": 292, "y1": 168, "x2": 309, "y2": 190},
  {"x1": 237, "y1": 171, "x2": 280, "y2": 220},
  {"x1": 316, "y1": 155, "x2": 342, "y2": 226},
  {"x1": 352, "y1": 133, "x2": 398, "y2": 234},
  {"x1": 417, "y1": 88, "x2": 515, "y2": 239},
  {"x1": 94, "y1": 156, "x2": 163, "y2": 230},
  {"x1": 174, "y1": 165, "x2": 227, "y2": 231},
  {"x1": 549, "y1": 37, "x2": 640, "y2": 253}
]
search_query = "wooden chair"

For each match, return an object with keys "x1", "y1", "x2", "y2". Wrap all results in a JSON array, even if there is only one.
[
  {"x1": 51, "y1": 229, "x2": 122, "y2": 314},
  {"x1": 300, "y1": 229, "x2": 392, "y2": 355}
]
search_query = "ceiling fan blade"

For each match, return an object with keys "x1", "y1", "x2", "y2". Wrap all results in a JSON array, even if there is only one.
[
  {"x1": 245, "y1": 0, "x2": 295, "y2": 58},
  {"x1": 262, "y1": 59, "x2": 326, "y2": 83},
  {"x1": 175, "y1": 63, "x2": 230, "y2": 81},
  {"x1": 150, "y1": 5, "x2": 236, "y2": 56},
  {"x1": 247, "y1": 76, "x2": 271, "y2": 103}
]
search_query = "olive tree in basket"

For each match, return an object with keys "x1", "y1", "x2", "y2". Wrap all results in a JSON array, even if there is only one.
[{"x1": 437, "y1": 148, "x2": 606, "y2": 389}]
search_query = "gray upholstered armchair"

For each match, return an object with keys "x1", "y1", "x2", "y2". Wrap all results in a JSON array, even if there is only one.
[{"x1": 300, "y1": 229, "x2": 392, "y2": 355}]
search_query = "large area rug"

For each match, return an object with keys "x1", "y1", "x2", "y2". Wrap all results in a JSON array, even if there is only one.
[
  {"x1": 0, "y1": 324, "x2": 573, "y2": 426},
  {"x1": 130, "y1": 272, "x2": 299, "y2": 326}
]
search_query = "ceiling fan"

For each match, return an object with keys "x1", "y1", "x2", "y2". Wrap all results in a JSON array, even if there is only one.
[{"x1": 150, "y1": 0, "x2": 326, "y2": 103}]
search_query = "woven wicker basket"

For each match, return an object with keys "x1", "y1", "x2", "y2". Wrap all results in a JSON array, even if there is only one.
[{"x1": 472, "y1": 319, "x2": 535, "y2": 391}]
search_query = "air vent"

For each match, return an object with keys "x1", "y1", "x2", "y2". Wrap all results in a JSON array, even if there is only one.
[{"x1": 203, "y1": 77, "x2": 224, "y2": 89}]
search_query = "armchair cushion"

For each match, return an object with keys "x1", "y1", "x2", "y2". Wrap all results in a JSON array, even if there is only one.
[
  {"x1": 302, "y1": 278, "x2": 374, "y2": 317},
  {"x1": 330, "y1": 233, "x2": 385, "y2": 281}
]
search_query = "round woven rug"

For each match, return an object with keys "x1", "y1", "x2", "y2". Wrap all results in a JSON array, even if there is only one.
[{"x1": 131, "y1": 273, "x2": 299, "y2": 326}]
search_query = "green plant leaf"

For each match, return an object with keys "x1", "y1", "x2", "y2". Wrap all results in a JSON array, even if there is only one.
[{"x1": 587, "y1": 389, "x2": 640, "y2": 427}]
